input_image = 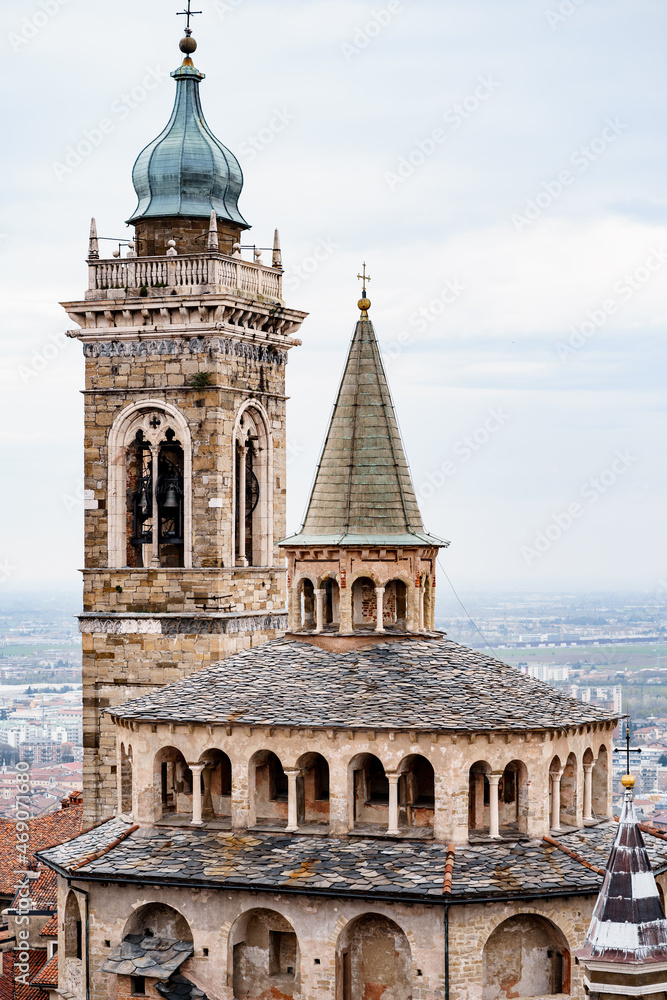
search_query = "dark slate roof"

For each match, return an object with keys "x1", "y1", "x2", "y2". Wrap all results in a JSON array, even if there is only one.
[
  {"x1": 101, "y1": 934, "x2": 193, "y2": 981},
  {"x1": 157, "y1": 975, "x2": 209, "y2": 1000},
  {"x1": 38, "y1": 819, "x2": 667, "y2": 903},
  {"x1": 108, "y1": 636, "x2": 615, "y2": 731},
  {"x1": 580, "y1": 790, "x2": 667, "y2": 963},
  {"x1": 281, "y1": 316, "x2": 446, "y2": 548}
]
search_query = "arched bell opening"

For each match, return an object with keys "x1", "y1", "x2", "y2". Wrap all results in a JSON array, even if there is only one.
[
  {"x1": 397, "y1": 754, "x2": 435, "y2": 835},
  {"x1": 156, "y1": 429, "x2": 184, "y2": 567},
  {"x1": 199, "y1": 749, "x2": 232, "y2": 825},
  {"x1": 234, "y1": 404, "x2": 272, "y2": 568},
  {"x1": 296, "y1": 752, "x2": 330, "y2": 830}
]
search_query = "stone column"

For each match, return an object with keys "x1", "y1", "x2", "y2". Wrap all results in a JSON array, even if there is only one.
[
  {"x1": 583, "y1": 763, "x2": 594, "y2": 822},
  {"x1": 338, "y1": 582, "x2": 353, "y2": 634},
  {"x1": 314, "y1": 589, "x2": 325, "y2": 633},
  {"x1": 375, "y1": 588, "x2": 385, "y2": 633},
  {"x1": 190, "y1": 764, "x2": 205, "y2": 826},
  {"x1": 551, "y1": 769, "x2": 563, "y2": 831},
  {"x1": 285, "y1": 768, "x2": 300, "y2": 832},
  {"x1": 387, "y1": 773, "x2": 400, "y2": 835},
  {"x1": 149, "y1": 443, "x2": 160, "y2": 568},
  {"x1": 418, "y1": 586, "x2": 425, "y2": 630},
  {"x1": 488, "y1": 773, "x2": 501, "y2": 839},
  {"x1": 237, "y1": 444, "x2": 248, "y2": 567}
]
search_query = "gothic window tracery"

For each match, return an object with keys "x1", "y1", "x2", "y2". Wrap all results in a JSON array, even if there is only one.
[{"x1": 108, "y1": 402, "x2": 192, "y2": 569}]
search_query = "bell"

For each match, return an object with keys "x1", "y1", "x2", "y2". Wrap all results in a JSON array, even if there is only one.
[
  {"x1": 138, "y1": 487, "x2": 149, "y2": 515},
  {"x1": 163, "y1": 484, "x2": 179, "y2": 509}
]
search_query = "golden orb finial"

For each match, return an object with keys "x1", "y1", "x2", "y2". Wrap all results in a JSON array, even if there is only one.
[
  {"x1": 180, "y1": 35, "x2": 197, "y2": 54},
  {"x1": 621, "y1": 774, "x2": 636, "y2": 789},
  {"x1": 357, "y1": 262, "x2": 372, "y2": 316}
]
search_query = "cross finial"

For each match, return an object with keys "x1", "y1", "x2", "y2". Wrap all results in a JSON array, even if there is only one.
[
  {"x1": 178, "y1": 0, "x2": 202, "y2": 34},
  {"x1": 357, "y1": 262, "x2": 371, "y2": 295}
]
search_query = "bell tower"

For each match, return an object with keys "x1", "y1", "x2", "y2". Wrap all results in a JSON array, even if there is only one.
[{"x1": 64, "y1": 24, "x2": 307, "y2": 824}]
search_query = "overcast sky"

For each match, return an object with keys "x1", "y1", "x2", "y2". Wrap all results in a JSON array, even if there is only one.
[{"x1": 1, "y1": 0, "x2": 666, "y2": 601}]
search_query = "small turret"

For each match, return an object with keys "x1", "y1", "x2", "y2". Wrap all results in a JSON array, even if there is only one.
[
  {"x1": 577, "y1": 771, "x2": 667, "y2": 998},
  {"x1": 280, "y1": 269, "x2": 448, "y2": 640}
]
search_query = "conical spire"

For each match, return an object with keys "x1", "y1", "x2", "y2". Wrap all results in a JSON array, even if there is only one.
[
  {"x1": 283, "y1": 299, "x2": 445, "y2": 547},
  {"x1": 580, "y1": 778, "x2": 667, "y2": 965}
]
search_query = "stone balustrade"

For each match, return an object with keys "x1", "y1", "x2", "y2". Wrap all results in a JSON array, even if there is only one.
[{"x1": 86, "y1": 252, "x2": 283, "y2": 302}]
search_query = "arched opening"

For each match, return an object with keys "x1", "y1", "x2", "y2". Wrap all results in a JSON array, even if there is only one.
[
  {"x1": 383, "y1": 580, "x2": 408, "y2": 628},
  {"x1": 120, "y1": 743, "x2": 133, "y2": 815},
  {"x1": 251, "y1": 750, "x2": 288, "y2": 828},
  {"x1": 323, "y1": 577, "x2": 340, "y2": 626},
  {"x1": 350, "y1": 754, "x2": 388, "y2": 830},
  {"x1": 352, "y1": 577, "x2": 378, "y2": 628},
  {"x1": 336, "y1": 913, "x2": 411, "y2": 1000},
  {"x1": 468, "y1": 761, "x2": 491, "y2": 836},
  {"x1": 482, "y1": 914, "x2": 570, "y2": 999},
  {"x1": 199, "y1": 749, "x2": 232, "y2": 824},
  {"x1": 592, "y1": 744, "x2": 609, "y2": 819},
  {"x1": 155, "y1": 429, "x2": 185, "y2": 567},
  {"x1": 123, "y1": 902, "x2": 193, "y2": 944},
  {"x1": 154, "y1": 747, "x2": 192, "y2": 822},
  {"x1": 234, "y1": 404, "x2": 272, "y2": 567},
  {"x1": 296, "y1": 752, "x2": 330, "y2": 829},
  {"x1": 499, "y1": 760, "x2": 528, "y2": 836},
  {"x1": 298, "y1": 578, "x2": 315, "y2": 629},
  {"x1": 560, "y1": 752, "x2": 577, "y2": 827},
  {"x1": 102, "y1": 904, "x2": 194, "y2": 987},
  {"x1": 64, "y1": 892, "x2": 82, "y2": 960},
  {"x1": 230, "y1": 909, "x2": 300, "y2": 1000},
  {"x1": 397, "y1": 754, "x2": 434, "y2": 833},
  {"x1": 108, "y1": 401, "x2": 192, "y2": 569}
]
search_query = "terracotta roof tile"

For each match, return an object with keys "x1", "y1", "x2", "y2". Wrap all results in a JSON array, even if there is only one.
[
  {"x1": 31, "y1": 954, "x2": 58, "y2": 988},
  {"x1": 39, "y1": 915, "x2": 58, "y2": 938},
  {"x1": 0, "y1": 804, "x2": 82, "y2": 896}
]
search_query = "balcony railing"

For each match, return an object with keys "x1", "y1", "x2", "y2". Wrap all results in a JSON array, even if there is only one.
[{"x1": 87, "y1": 253, "x2": 282, "y2": 302}]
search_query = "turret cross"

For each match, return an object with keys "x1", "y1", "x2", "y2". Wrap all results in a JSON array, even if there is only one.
[
  {"x1": 613, "y1": 713, "x2": 642, "y2": 775},
  {"x1": 357, "y1": 263, "x2": 372, "y2": 295},
  {"x1": 178, "y1": 0, "x2": 202, "y2": 32}
]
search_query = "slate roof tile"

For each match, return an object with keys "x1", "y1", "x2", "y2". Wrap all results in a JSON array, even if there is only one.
[
  {"x1": 108, "y1": 636, "x2": 615, "y2": 731},
  {"x1": 39, "y1": 819, "x2": 667, "y2": 903}
]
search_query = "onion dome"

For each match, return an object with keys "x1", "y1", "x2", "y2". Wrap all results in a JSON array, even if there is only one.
[{"x1": 127, "y1": 39, "x2": 248, "y2": 228}]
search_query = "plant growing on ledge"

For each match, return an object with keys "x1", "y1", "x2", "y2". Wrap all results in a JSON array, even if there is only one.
[{"x1": 190, "y1": 372, "x2": 214, "y2": 388}]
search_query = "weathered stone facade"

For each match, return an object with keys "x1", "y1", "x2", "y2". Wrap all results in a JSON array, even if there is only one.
[{"x1": 68, "y1": 255, "x2": 307, "y2": 823}]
